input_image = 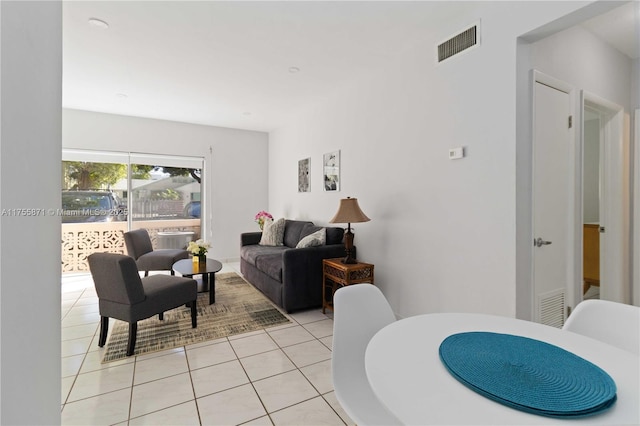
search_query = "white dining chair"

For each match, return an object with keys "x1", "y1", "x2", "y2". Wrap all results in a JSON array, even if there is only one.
[
  {"x1": 563, "y1": 299, "x2": 640, "y2": 355},
  {"x1": 332, "y1": 283, "x2": 401, "y2": 425}
]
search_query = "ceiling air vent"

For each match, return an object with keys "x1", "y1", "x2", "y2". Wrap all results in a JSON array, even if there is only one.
[{"x1": 437, "y1": 23, "x2": 479, "y2": 63}]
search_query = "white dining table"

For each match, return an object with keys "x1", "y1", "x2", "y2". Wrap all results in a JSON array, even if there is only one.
[{"x1": 365, "y1": 313, "x2": 640, "y2": 425}]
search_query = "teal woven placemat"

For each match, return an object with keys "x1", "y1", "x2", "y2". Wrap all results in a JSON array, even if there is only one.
[{"x1": 439, "y1": 332, "x2": 617, "y2": 418}]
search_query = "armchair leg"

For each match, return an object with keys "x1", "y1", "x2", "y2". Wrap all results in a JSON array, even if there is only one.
[
  {"x1": 126, "y1": 322, "x2": 138, "y2": 356},
  {"x1": 158, "y1": 312, "x2": 164, "y2": 321},
  {"x1": 191, "y1": 300, "x2": 197, "y2": 328},
  {"x1": 98, "y1": 316, "x2": 109, "y2": 347},
  {"x1": 144, "y1": 271, "x2": 149, "y2": 277}
]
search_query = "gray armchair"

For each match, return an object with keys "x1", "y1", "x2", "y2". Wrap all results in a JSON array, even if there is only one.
[
  {"x1": 88, "y1": 252, "x2": 198, "y2": 356},
  {"x1": 124, "y1": 228, "x2": 189, "y2": 276}
]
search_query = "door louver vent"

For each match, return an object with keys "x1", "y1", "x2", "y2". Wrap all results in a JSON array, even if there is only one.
[
  {"x1": 437, "y1": 25, "x2": 478, "y2": 63},
  {"x1": 538, "y1": 289, "x2": 565, "y2": 328}
]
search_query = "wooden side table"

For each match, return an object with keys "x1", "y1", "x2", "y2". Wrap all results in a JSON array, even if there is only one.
[{"x1": 322, "y1": 258, "x2": 374, "y2": 313}]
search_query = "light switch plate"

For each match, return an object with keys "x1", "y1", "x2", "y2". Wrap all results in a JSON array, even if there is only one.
[{"x1": 449, "y1": 147, "x2": 464, "y2": 160}]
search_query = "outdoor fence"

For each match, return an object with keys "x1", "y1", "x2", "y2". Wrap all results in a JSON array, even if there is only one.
[{"x1": 62, "y1": 219, "x2": 200, "y2": 273}]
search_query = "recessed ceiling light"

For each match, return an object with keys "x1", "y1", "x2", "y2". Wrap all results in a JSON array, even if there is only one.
[
  {"x1": 288, "y1": 67, "x2": 300, "y2": 73},
  {"x1": 88, "y1": 18, "x2": 109, "y2": 30}
]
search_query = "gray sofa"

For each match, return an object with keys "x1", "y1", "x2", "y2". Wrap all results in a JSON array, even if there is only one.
[{"x1": 240, "y1": 220, "x2": 351, "y2": 313}]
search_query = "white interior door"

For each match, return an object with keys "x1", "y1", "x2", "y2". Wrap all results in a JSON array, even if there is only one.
[{"x1": 532, "y1": 77, "x2": 573, "y2": 327}]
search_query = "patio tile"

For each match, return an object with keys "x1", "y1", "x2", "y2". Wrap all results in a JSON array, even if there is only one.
[
  {"x1": 61, "y1": 336, "x2": 93, "y2": 357},
  {"x1": 323, "y1": 391, "x2": 355, "y2": 426},
  {"x1": 61, "y1": 376, "x2": 75, "y2": 404},
  {"x1": 60, "y1": 261, "x2": 354, "y2": 425},
  {"x1": 79, "y1": 348, "x2": 134, "y2": 374},
  {"x1": 230, "y1": 333, "x2": 279, "y2": 358},
  {"x1": 61, "y1": 388, "x2": 131, "y2": 426},
  {"x1": 281, "y1": 340, "x2": 332, "y2": 369},
  {"x1": 186, "y1": 340, "x2": 237, "y2": 370},
  {"x1": 128, "y1": 400, "x2": 200, "y2": 426},
  {"x1": 267, "y1": 325, "x2": 315, "y2": 348},
  {"x1": 129, "y1": 372, "x2": 194, "y2": 419},
  {"x1": 62, "y1": 312, "x2": 100, "y2": 328},
  {"x1": 319, "y1": 335, "x2": 333, "y2": 351},
  {"x1": 302, "y1": 319, "x2": 334, "y2": 339},
  {"x1": 133, "y1": 351, "x2": 189, "y2": 385},
  {"x1": 269, "y1": 396, "x2": 344, "y2": 425},
  {"x1": 67, "y1": 362, "x2": 135, "y2": 402},
  {"x1": 61, "y1": 323, "x2": 98, "y2": 341},
  {"x1": 239, "y1": 349, "x2": 296, "y2": 382},
  {"x1": 289, "y1": 309, "x2": 330, "y2": 325},
  {"x1": 240, "y1": 415, "x2": 274, "y2": 425},
  {"x1": 300, "y1": 359, "x2": 333, "y2": 394},
  {"x1": 191, "y1": 359, "x2": 249, "y2": 397},
  {"x1": 61, "y1": 354, "x2": 85, "y2": 378},
  {"x1": 197, "y1": 383, "x2": 267, "y2": 425},
  {"x1": 252, "y1": 370, "x2": 318, "y2": 413}
]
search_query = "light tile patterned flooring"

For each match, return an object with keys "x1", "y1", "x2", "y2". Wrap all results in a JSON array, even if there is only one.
[{"x1": 61, "y1": 262, "x2": 355, "y2": 425}]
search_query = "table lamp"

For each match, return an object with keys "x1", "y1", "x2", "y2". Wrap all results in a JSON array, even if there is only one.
[{"x1": 329, "y1": 197, "x2": 370, "y2": 264}]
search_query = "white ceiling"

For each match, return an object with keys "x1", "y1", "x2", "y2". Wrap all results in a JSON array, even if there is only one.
[
  {"x1": 63, "y1": 1, "x2": 457, "y2": 132},
  {"x1": 62, "y1": 2, "x2": 639, "y2": 133},
  {"x1": 581, "y1": 1, "x2": 639, "y2": 60}
]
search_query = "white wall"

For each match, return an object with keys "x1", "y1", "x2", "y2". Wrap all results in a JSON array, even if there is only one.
[
  {"x1": 1, "y1": 1, "x2": 62, "y2": 424},
  {"x1": 63, "y1": 109, "x2": 269, "y2": 261},
  {"x1": 269, "y1": 1, "x2": 590, "y2": 319},
  {"x1": 530, "y1": 25, "x2": 632, "y2": 111}
]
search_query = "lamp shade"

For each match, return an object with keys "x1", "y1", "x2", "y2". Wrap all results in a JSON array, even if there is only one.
[{"x1": 329, "y1": 197, "x2": 370, "y2": 224}]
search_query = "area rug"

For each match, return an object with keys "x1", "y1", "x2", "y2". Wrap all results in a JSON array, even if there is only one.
[{"x1": 102, "y1": 272, "x2": 290, "y2": 362}]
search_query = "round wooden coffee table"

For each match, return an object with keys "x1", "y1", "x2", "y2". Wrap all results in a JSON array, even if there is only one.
[{"x1": 172, "y1": 258, "x2": 223, "y2": 305}]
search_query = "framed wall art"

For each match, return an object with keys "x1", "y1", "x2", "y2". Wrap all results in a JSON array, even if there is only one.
[
  {"x1": 298, "y1": 157, "x2": 310, "y2": 192},
  {"x1": 323, "y1": 150, "x2": 340, "y2": 191}
]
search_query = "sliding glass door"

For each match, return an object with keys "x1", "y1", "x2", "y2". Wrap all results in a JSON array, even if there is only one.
[
  {"x1": 61, "y1": 149, "x2": 204, "y2": 273},
  {"x1": 129, "y1": 153, "x2": 203, "y2": 251}
]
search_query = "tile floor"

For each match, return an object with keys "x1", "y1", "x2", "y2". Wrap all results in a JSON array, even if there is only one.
[{"x1": 61, "y1": 262, "x2": 355, "y2": 425}]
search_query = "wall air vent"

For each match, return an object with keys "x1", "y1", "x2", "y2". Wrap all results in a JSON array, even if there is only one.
[
  {"x1": 437, "y1": 23, "x2": 479, "y2": 63},
  {"x1": 538, "y1": 288, "x2": 565, "y2": 328}
]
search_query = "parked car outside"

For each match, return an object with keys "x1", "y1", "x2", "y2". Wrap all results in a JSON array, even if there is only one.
[
  {"x1": 61, "y1": 190, "x2": 127, "y2": 223},
  {"x1": 183, "y1": 201, "x2": 201, "y2": 218}
]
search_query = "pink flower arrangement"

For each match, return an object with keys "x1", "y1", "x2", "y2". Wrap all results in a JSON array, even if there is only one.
[{"x1": 255, "y1": 211, "x2": 273, "y2": 230}]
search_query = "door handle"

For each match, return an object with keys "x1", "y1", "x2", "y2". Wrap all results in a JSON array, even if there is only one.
[{"x1": 534, "y1": 237, "x2": 552, "y2": 247}]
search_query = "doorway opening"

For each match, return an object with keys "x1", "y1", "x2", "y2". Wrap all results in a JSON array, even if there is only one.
[
  {"x1": 581, "y1": 104, "x2": 602, "y2": 300},
  {"x1": 579, "y1": 92, "x2": 626, "y2": 305}
]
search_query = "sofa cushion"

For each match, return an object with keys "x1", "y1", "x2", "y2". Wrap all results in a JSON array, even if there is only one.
[
  {"x1": 282, "y1": 220, "x2": 313, "y2": 248},
  {"x1": 300, "y1": 224, "x2": 322, "y2": 239},
  {"x1": 259, "y1": 218, "x2": 286, "y2": 246},
  {"x1": 255, "y1": 253, "x2": 283, "y2": 282},
  {"x1": 325, "y1": 227, "x2": 345, "y2": 245},
  {"x1": 296, "y1": 228, "x2": 326, "y2": 248},
  {"x1": 301, "y1": 223, "x2": 343, "y2": 245},
  {"x1": 240, "y1": 245, "x2": 287, "y2": 267}
]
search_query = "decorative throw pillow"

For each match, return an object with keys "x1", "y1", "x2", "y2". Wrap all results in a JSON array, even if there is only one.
[
  {"x1": 296, "y1": 228, "x2": 326, "y2": 248},
  {"x1": 259, "y1": 217, "x2": 286, "y2": 246}
]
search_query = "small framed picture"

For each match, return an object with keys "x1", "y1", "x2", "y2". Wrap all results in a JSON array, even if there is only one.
[
  {"x1": 323, "y1": 150, "x2": 340, "y2": 191},
  {"x1": 298, "y1": 157, "x2": 310, "y2": 192}
]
